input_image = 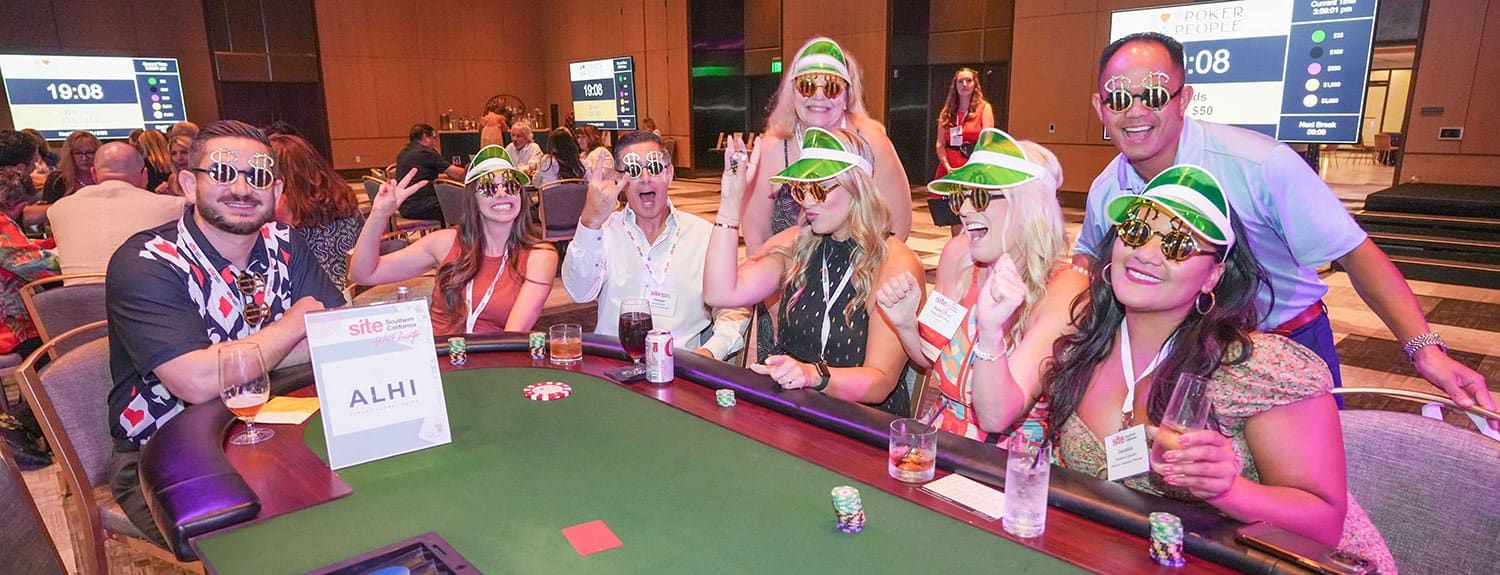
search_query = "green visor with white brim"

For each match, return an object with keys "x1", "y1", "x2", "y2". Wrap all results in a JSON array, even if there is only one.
[
  {"x1": 465, "y1": 144, "x2": 530, "y2": 186},
  {"x1": 769, "y1": 127, "x2": 872, "y2": 184},
  {"x1": 928, "y1": 128, "x2": 1049, "y2": 193},
  {"x1": 1105, "y1": 163, "x2": 1234, "y2": 247}
]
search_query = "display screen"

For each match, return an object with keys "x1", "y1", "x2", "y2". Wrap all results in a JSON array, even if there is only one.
[
  {"x1": 1110, "y1": 0, "x2": 1378, "y2": 143},
  {"x1": 0, "y1": 54, "x2": 188, "y2": 140},
  {"x1": 569, "y1": 56, "x2": 636, "y2": 130}
]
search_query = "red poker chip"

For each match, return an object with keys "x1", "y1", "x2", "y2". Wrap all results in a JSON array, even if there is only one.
[{"x1": 524, "y1": 382, "x2": 572, "y2": 401}]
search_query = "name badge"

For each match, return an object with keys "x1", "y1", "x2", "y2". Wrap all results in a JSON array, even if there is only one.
[
  {"x1": 648, "y1": 288, "x2": 677, "y2": 315},
  {"x1": 1104, "y1": 424, "x2": 1150, "y2": 482},
  {"x1": 917, "y1": 291, "x2": 967, "y2": 342},
  {"x1": 948, "y1": 125, "x2": 964, "y2": 147}
]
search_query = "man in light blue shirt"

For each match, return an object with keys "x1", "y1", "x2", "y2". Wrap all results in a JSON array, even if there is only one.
[{"x1": 1074, "y1": 32, "x2": 1493, "y2": 420}]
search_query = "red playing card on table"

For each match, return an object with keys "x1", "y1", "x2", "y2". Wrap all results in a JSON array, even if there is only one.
[{"x1": 562, "y1": 520, "x2": 623, "y2": 556}]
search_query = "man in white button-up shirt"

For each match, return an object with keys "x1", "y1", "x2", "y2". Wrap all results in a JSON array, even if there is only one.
[{"x1": 563, "y1": 131, "x2": 748, "y2": 360}]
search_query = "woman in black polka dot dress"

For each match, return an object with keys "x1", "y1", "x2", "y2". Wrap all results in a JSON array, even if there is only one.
[{"x1": 704, "y1": 128, "x2": 923, "y2": 416}]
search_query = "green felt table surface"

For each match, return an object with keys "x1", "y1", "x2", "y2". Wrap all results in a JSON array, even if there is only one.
[{"x1": 195, "y1": 368, "x2": 1085, "y2": 574}]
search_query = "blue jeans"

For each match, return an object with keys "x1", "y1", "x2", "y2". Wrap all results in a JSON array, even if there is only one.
[{"x1": 1285, "y1": 311, "x2": 1344, "y2": 407}]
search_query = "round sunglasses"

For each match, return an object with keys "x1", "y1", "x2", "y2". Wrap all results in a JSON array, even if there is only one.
[
  {"x1": 794, "y1": 73, "x2": 847, "y2": 99},
  {"x1": 474, "y1": 171, "x2": 524, "y2": 197},
  {"x1": 1117, "y1": 205, "x2": 1220, "y2": 262},
  {"x1": 787, "y1": 179, "x2": 841, "y2": 204},
  {"x1": 1101, "y1": 73, "x2": 1182, "y2": 113},
  {"x1": 947, "y1": 186, "x2": 1004, "y2": 214}
]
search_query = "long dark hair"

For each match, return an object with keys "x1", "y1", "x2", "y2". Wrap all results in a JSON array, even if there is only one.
[
  {"x1": 435, "y1": 178, "x2": 552, "y2": 323},
  {"x1": 546, "y1": 128, "x2": 584, "y2": 179},
  {"x1": 937, "y1": 68, "x2": 988, "y2": 130},
  {"x1": 1040, "y1": 214, "x2": 1270, "y2": 446}
]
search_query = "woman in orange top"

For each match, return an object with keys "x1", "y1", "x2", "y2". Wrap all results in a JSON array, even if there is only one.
[{"x1": 350, "y1": 145, "x2": 557, "y2": 335}]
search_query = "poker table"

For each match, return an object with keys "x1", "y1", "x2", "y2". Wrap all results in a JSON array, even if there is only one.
[{"x1": 139, "y1": 334, "x2": 1314, "y2": 574}]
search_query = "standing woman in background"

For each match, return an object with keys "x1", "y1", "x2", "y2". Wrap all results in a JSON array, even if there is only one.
[
  {"x1": 42, "y1": 131, "x2": 101, "y2": 202},
  {"x1": 743, "y1": 37, "x2": 911, "y2": 253},
  {"x1": 137, "y1": 130, "x2": 175, "y2": 193},
  {"x1": 934, "y1": 68, "x2": 994, "y2": 179},
  {"x1": 480, "y1": 105, "x2": 509, "y2": 148}
]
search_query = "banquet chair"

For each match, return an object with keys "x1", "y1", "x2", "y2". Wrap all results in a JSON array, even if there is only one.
[
  {"x1": 434, "y1": 178, "x2": 467, "y2": 228},
  {"x1": 16, "y1": 321, "x2": 202, "y2": 575},
  {"x1": 1331, "y1": 388, "x2": 1500, "y2": 575},
  {"x1": 22, "y1": 273, "x2": 108, "y2": 361},
  {"x1": 0, "y1": 439, "x2": 67, "y2": 575},
  {"x1": 537, "y1": 179, "x2": 588, "y2": 242},
  {"x1": 361, "y1": 175, "x2": 383, "y2": 203}
]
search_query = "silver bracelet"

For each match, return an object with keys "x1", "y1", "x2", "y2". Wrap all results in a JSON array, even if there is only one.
[
  {"x1": 1402, "y1": 332, "x2": 1447, "y2": 362},
  {"x1": 972, "y1": 347, "x2": 1001, "y2": 362}
]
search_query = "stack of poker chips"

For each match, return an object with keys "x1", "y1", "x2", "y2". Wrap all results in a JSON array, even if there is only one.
[
  {"x1": 529, "y1": 331, "x2": 546, "y2": 359},
  {"x1": 448, "y1": 337, "x2": 468, "y2": 366},
  {"x1": 715, "y1": 389, "x2": 736, "y2": 407},
  {"x1": 831, "y1": 486, "x2": 865, "y2": 533},
  {"x1": 1149, "y1": 512, "x2": 1186, "y2": 567}
]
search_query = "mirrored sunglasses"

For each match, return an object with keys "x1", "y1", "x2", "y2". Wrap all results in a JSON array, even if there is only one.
[
  {"x1": 787, "y1": 179, "x2": 840, "y2": 204},
  {"x1": 616, "y1": 151, "x2": 669, "y2": 180},
  {"x1": 947, "y1": 186, "x2": 1004, "y2": 214},
  {"x1": 191, "y1": 148, "x2": 275, "y2": 190},
  {"x1": 235, "y1": 271, "x2": 270, "y2": 327},
  {"x1": 1117, "y1": 203, "x2": 1220, "y2": 262},
  {"x1": 794, "y1": 73, "x2": 847, "y2": 99},
  {"x1": 475, "y1": 171, "x2": 524, "y2": 197},
  {"x1": 1101, "y1": 73, "x2": 1182, "y2": 113}
]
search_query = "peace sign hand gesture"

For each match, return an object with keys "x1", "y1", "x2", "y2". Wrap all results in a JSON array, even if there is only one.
[{"x1": 372, "y1": 168, "x2": 423, "y2": 218}]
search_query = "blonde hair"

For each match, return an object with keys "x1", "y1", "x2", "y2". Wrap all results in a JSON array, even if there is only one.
[
  {"x1": 137, "y1": 130, "x2": 173, "y2": 173},
  {"x1": 991, "y1": 140, "x2": 1068, "y2": 344},
  {"x1": 765, "y1": 38, "x2": 872, "y2": 140},
  {"x1": 775, "y1": 128, "x2": 890, "y2": 322}
]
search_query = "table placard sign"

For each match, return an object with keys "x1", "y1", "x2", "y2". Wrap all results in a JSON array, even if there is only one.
[{"x1": 304, "y1": 300, "x2": 450, "y2": 469}]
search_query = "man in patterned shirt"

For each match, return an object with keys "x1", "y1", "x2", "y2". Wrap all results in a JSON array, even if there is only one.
[{"x1": 105, "y1": 121, "x2": 345, "y2": 546}]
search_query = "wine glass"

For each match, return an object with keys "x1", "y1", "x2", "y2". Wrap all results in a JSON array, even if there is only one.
[
  {"x1": 618, "y1": 297, "x2": 653, "y2": 364},
  {"x1": 219, "y1": 342, "x2": 274, "y2": 445},
  {"x1": 1151, "y1": 373, "x2": 1213, "y2": 468}
]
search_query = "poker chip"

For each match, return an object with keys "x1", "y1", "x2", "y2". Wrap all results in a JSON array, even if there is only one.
[
  {"x1": 715, "y1": 389, "x2": 736, "y2": 407},
  {"x1": 524, "y1": 382, "x2": 572, "y2": 401},
  {"x1": 831, "y1": 486, "x2": 865, "y2": 533},
  {"x1": 1148, "y1": 512, "x2": 1186, "y2": 567}
]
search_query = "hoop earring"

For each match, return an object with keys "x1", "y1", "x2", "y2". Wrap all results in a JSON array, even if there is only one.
[
  {"x1": 1100, "y1": 263, "x2": 1113, "y2": 286},
  {"x1": 1195, "y1": 291, "x2": 1217, "y2": 315}
]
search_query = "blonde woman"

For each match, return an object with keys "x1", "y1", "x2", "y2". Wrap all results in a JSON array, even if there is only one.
[
  {"x1": 876, "y1": 128, "x2": 1085, "y2": 447},
  {"x1": 743, "y1": 37, "x2": 911, "y2": 253},
  {"x1": 136, "y1": 130, "x2": 174, "y2": 193},
  {"x1": 706, "y1": 128, "x2": 922, "y2": 415},
  {"x1": 42, "y1": 131, "x2": 100, "y2": 202}
]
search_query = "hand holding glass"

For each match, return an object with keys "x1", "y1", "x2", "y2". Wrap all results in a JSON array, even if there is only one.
[
  {"x1": 220, "y1": 342, "x2": 273, "y2": 445},
  {"x1": 1151, "y1": 373, "x2": 1214, "y2": 468}
]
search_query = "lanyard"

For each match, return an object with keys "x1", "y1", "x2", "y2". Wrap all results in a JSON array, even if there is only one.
[
  {"x1": 819, "y1": 250, "x2": 855, "y2": 358},
  {"x1": 1118, "y1": 317, "x2": 1173, "y2": 425},
  {"x1": 623, "y1": 219, "x2": 680, "y2": 288},
  {"x1": 464, "y1": 249, "x2": 508, "y2": 333}
]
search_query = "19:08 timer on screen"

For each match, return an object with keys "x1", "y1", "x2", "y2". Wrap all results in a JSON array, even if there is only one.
[{"x1": 45, "y1": 82, "x2": 107, "y2": 100}]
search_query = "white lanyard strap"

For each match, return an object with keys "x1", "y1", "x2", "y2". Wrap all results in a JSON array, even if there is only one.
[
  {"x1": 625, "y1": 220, "x2": 680, "y2": 287},
  {"x1": 1119, "y1": 318, "x2": 1173, "y2": 417},
  {"x1": 464, "y1": 249, "x2": 508, "y2": 333},
  {"x1": 819, "y1": 251, "x2": 855, "y2": 358}
]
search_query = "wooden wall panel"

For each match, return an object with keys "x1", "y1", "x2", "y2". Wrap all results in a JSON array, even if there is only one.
[
  {"x1": 1398, "y1": 153, "x2": 1500, "y2": 186},
  {"x1": 1402, "y1": 0, "x2": 1484, "y2": 156},
  {"x1": 782, "y1": 0, "x2": 889, "y2": 122},
  {"x1": 316, "y1": 0, "x2": 548, "y2": 168},
  {"x1": 1460, "y1": 2, "x2": 1500, "y2": 155}
]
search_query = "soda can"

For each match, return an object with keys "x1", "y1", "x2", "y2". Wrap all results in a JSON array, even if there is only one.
[
  {"x1": 528, "y1": 331, "x2": 546, "y2": 359},
  {"x1": 644, "y1": 329, "x2": 674, "y2": 384}
]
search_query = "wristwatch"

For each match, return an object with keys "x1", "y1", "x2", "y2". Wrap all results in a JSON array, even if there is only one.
[
  {"x1": 1402, "y1": 332, "x2": 1448, "y2": 362},
  {"x1": 811, "y1": 361, "x2": 831, "y2": 392}
]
